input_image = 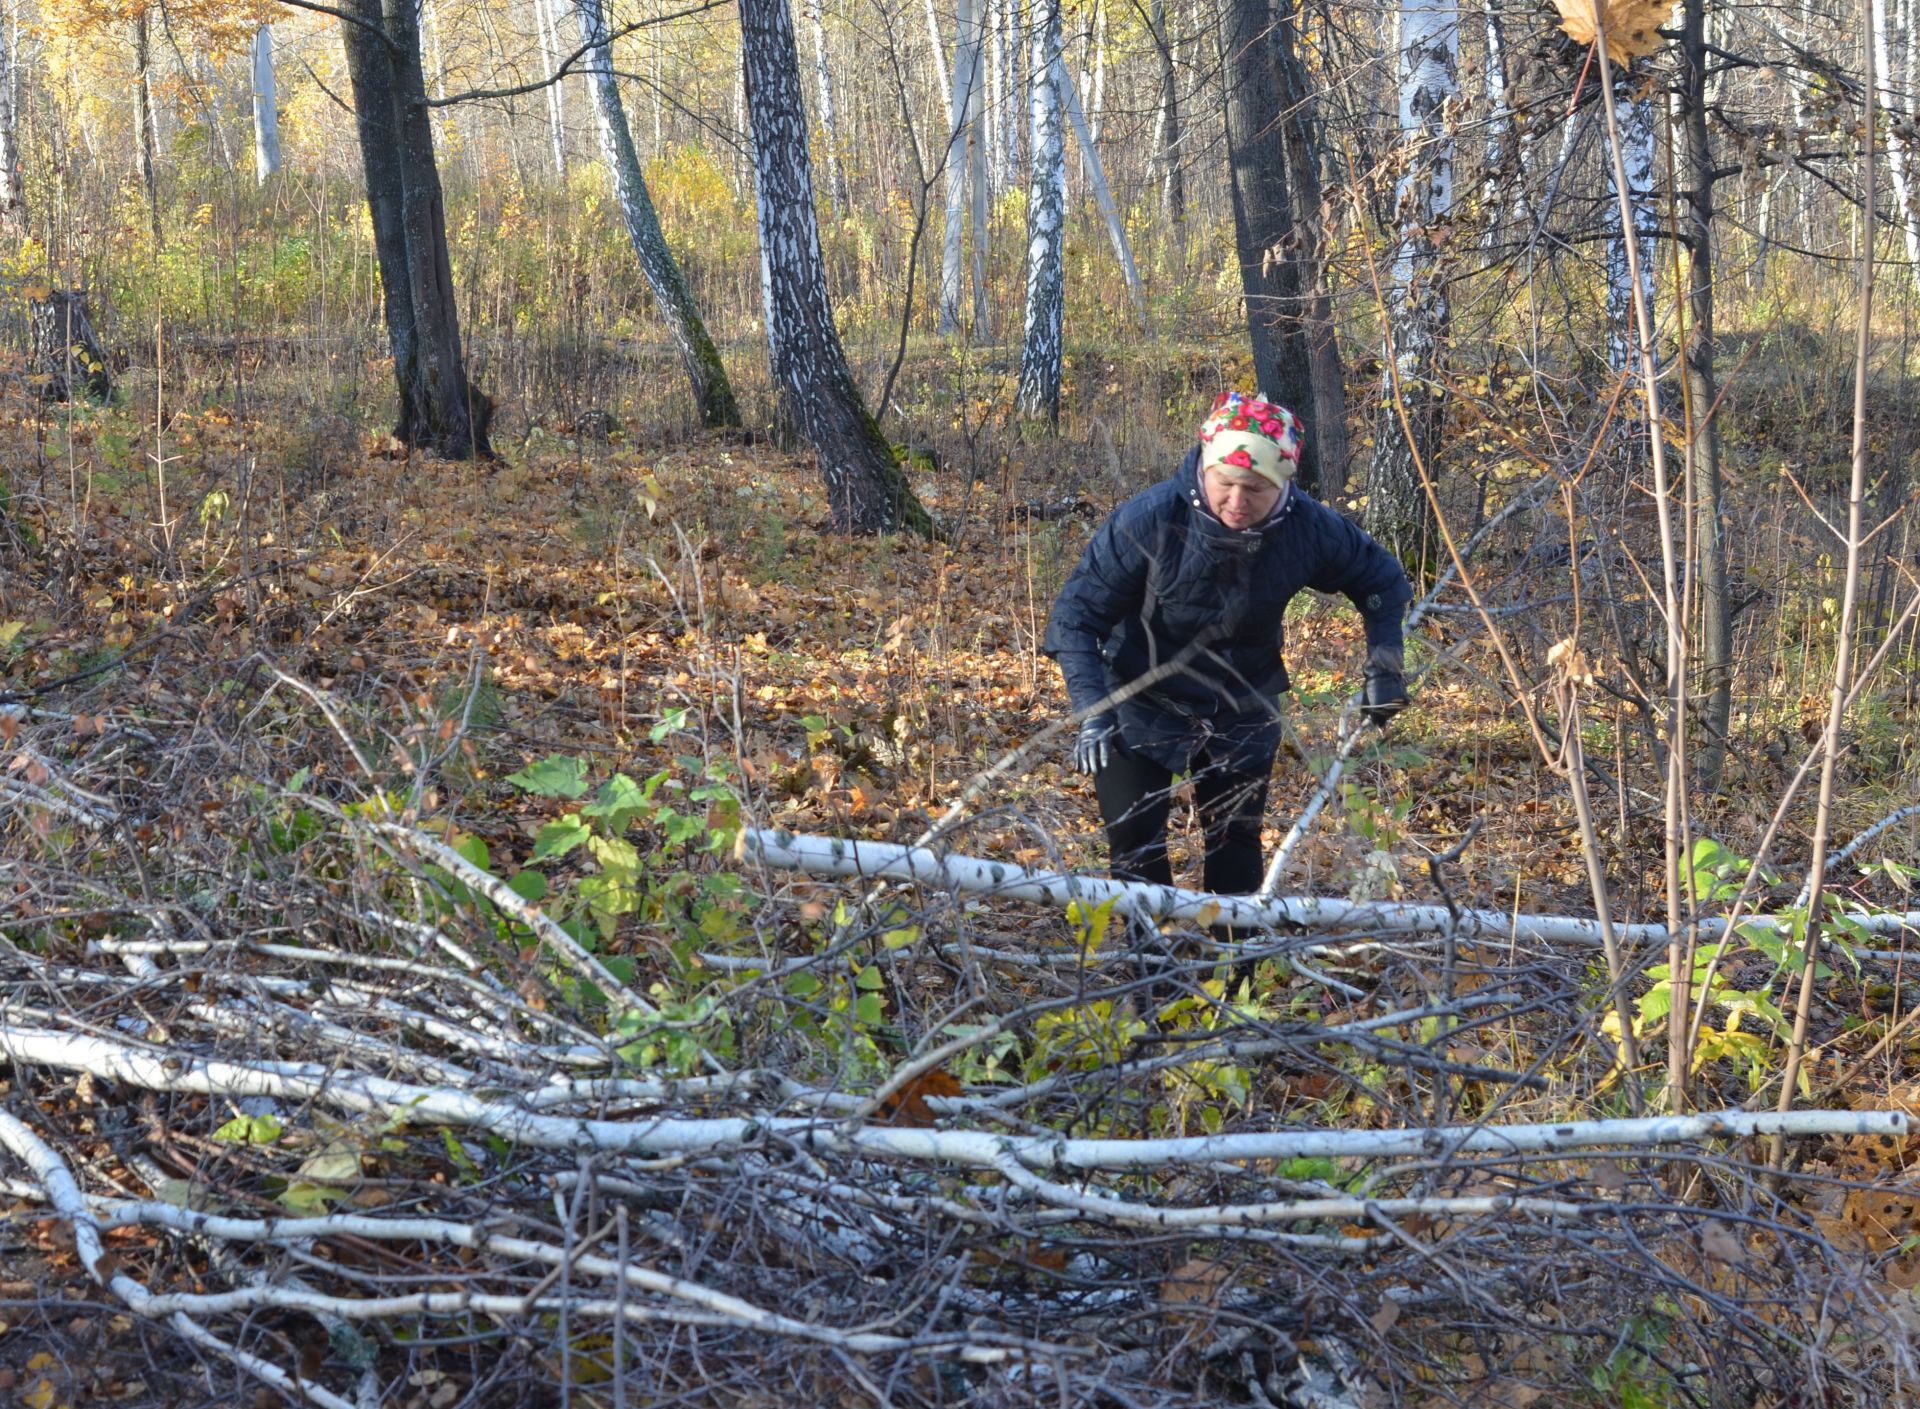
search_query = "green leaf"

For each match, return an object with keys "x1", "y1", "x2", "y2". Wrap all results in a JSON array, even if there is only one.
[
  {"x1": 855, "y1": 992, "x2": 885, "y2": 1026},
  {"x1": 212, "y1": 1113, "x2": 283, "y2": 1146},
  {"x1": 453, "y1": 833, "x2": 490, "y2": 871},
  {"x1": 505, "y1": 755, "x2": 592, "y2": 799},
  {"x1": 882, "y1": 925, "x2": 919, "y2": 950},
  {"x1": 601, "y1": 956, "x2": 637, "y2": 985},
  {"x1": 507, "y1": 870, "x2": 547, "y2": 903},
  {"x1": 649, "y1": 707, "x2": 693, "y2": 742},
  {"x1": 441, "y1": 1128, "x2": 479, "y2": 1175},
  {"x1": 532, "y1": 815, "x2": 592, "y2": 861},
  {"x1": 583, "y1": 773, "x2": 652, "y2": 831},
  {"x1": 588, "y1": 832, "x2": 642, "y2": 881},
  {"x1": 854, "y1": 964, "x2": 885, "y2": 990},
  {"x1": 786, "y1": 972, "x2": 822, "y2": 998},
  {"x1": 276, "y1": 1181, "x2": 347, "y2": 1215}
]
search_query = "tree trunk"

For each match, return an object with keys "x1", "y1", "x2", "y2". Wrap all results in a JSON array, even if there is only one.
[
  {"x1": 1679, "y1": 0, "x2": 1731, "y2": 795},
  {"x1": 0, "y1": 2, "x2": 23, "y2": 230},
  {"x1": 1605, "y1": 80, "x2": 1656, "y2": 373},
  {"x1": 804, "y1": 0, "x2": 849, "y2": 214},
  {"x1": 132, "y1": 12, "x2": 160, "y2": 246},
  {"x1": 1056, "y1": 52, "x2": 1143, "y2": 326},
  {"x1": 1150, "y1": 0, "x2": 1184, "y2": 230},
  {"x1": 573, "y1": 0, "x2": 741, "y2": 428},
  {"x1": 30, "y1": 291, "x2": 112, "y2": 403},
  {"x1": 1365, "y1": 0, "x2": 1456, "y2": 564},
  {"x1": 251, "y1": 27, "x2": 282, "y2": 185},
  {"x1": 1873, "y1": 0, "x2": 1920, "y2": 287},
  {"x1": 1273, "y1": 3, "x2": 1347, "y2": 492},
  {"x1": 1014, "y1": 0, "x2": 1066, "y2": 423},
  {"x1": 339, "y1": 0, "x2": 491, "y2": 458},
  {"x1": 739, "y1": 0, "x2": 931, "y2": 533},
  {"x1": 938, "y1": 0, "x2": 982, "y2": 336},
  {"x1": 535, "y1": 0, "x2": 569, "y2": 178},
  {"x1": 1222, "y1": 0, "x2": 1318, "y2": 489}
]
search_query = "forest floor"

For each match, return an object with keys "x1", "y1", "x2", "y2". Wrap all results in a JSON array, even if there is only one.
[{"x1": 4, "y1": 353, "x2": 1920, "y2": 1406}]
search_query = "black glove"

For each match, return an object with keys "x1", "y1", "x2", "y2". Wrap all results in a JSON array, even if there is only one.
[
  {"x1": 1361, "y1": 674, "x2": 1408, "y2": 730},
  {"x1": 1073, "y1": 715, "x2": 1118, "y2": 775}
]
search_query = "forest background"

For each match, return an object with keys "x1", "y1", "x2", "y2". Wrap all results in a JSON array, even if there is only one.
[{"x1": 3, "y1": 0, "x2": 1920, "y2": 1403}]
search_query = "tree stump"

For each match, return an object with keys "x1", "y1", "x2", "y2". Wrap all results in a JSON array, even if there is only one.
[{"x1": 29, "y1": 289, "x2": 112, "y2": 402}]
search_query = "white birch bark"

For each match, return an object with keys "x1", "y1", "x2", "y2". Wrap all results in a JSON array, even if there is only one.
[
  {"x1": 0, "y1": 0, "x2": 23, "y2": 224},
  {"x1": 938, "y1": 0, "x2": 983, "y2": 335},
  {"x1": 925, "y1": 0, "x2": 951, "y2": 122},
  {"x1": 1056, "y1": 52, "x2": 1143, "y2": 324},
  {"x1": 534, "y1": 0, "x2": 568, "y2": 177},
  {"x1": 1089, "y1": 0, "x2": 1105, "y2": 144},
  {"x1": 1605, "y1": 86, "x2": 1657, "y2": 373},
  {"x1": 1014, "y1": 0, "x2": 1065, "y2": 420},
  {"x1": 1872, "y1": 0, "x2": 1920, "y2": 289},
  {"x1": 805, "y1": 0, "x2": 849, "y2": 214},
  {"x1": 250, "y1": 26, "x2": 282, "y2": 184},
  {"x1": 1365, "y1": 0, "x2": 1457, "y2": 555},
  {"x1": 571, "y1": 0, "x2": 740, "y2": 426},
  {"x1": 986, "y1": 0, "x2": 1005, "y2": 190},
  {"x1": 1479, "y1": 0, "x2": 1510, "y2": 246},
  {"x1": 424, "y1": 0, "x2": 449, "y2": 148}
]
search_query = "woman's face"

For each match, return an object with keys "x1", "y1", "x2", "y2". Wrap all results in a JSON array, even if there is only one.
[{"x1": 1202, "y1": 467, "x2": 1283, "y2": 530}]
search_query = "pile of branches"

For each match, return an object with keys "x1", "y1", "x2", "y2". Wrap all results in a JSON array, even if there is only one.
[{"x1": 2, "y1": 658, "x2": 1916, "y2": 1408}]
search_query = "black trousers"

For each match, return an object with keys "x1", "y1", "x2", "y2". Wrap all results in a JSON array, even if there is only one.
[{"x1": 1092, "y1": 742, "x2": 1270, "y2": 894}]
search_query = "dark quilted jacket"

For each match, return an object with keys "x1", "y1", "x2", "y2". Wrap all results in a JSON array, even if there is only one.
[{"x1": 1043, "y1": 448, "x2": 1412, "y2": 771}]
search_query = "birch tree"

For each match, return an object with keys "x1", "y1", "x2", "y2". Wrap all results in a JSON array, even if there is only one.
[
  {"x1": 250, "y1": 26, "x2": 281, "y2": 184},
  {"x1": 1148, "y1": 0, "x2": 1183, "y2": 229},
  {"x1": 804, "y1": 0, "x2": 849, "y2": 214},
  {"x1": 1872, "y1": 0, "x2": 1920, "y2": 287},
  {"x1": 1604, "y1": 78, "x2": 1656, "y2": 372},
  {"x1": 133, "y1": 10, "x2": 160, "y2": 244},
  {"x1": 1366, "y1": 0, "x2": 1457, "y2": 562},
  {"x1": 0, "y1": 1, "x2": 22, "y2": 228},
  {"x1": 937, "y1": 0, "x2": 984, "y2": 336},
  {"x1": 1014, "y1": 0, "x2": 1065, "y2": 422},
  {"x1": 572, "y1": 0, "x2": 741, "y2": 428},
  {"x1": 534, "y1": 0, "x2": 569, "y2": 177},
  {"x1": 739, "y1": 0, "x2": 931, "y2": 532}
]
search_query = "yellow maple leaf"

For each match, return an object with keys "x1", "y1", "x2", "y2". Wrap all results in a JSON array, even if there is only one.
[{"x1": 1553, "y1": 0, "x2": 1674, "y2": 62}]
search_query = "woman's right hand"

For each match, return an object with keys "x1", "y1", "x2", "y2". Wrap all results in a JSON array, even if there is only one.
[{"x1": 1073, "y1": 715, "x2": 1118, "y2": 775}]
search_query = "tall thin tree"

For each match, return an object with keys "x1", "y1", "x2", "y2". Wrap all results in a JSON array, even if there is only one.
[
  {"x1": 251, "y1": 27, "x2": 282, "y2": 184},
  {"x1": 573, "y1": 0, "x2": 741, "y2": 428},
  {"x1": 1015, "y1": 0, "x2": 1066, "y2": 421},
  {"x1": 738, "y1": 0, "x2": 931, "y2": 532},
  {"x1": 1366, "y1": 0, "x2": 1457, "y2": 562}
]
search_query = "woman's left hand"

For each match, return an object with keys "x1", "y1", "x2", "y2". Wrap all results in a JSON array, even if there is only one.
[{"x1": 1361, "y1": 674, "x2": 1409, "y2": 729}]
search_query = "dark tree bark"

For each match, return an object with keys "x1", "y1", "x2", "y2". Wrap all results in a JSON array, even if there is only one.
[
  {"x1": 30, "y1": 290, "x2": 113, "y2": 402},
  {"x1": 1222, "y1": 0, "x2": 1321, "y2": 491},
  {"x1": 133, "y1": 12, "x2": 160, "y2": 247},
  {"x1": 739, "y1": 0, "x2": 930, "y2": 533},
  {"x1": 1272, "y1": 7, "x2": 1348, "y2": 493},
  {"x1": 1679, "y1": 0, "x2": 1731, "y2": 793},
  {"x1": 338, "y1": 0, "x2": 491, "y2": 459}
]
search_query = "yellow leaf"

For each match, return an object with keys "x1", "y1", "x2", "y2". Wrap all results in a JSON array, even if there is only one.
[{"x1": 1552, "y1": 0, "x2": 1673, "y2": 61}]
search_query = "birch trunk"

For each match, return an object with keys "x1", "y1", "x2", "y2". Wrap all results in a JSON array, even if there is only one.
[
  {"x1": 1149, "y1": 0, "x2": 1184, "y2": 228},
  {"x1": 938, "y1": 0, "x2": 983, "y2": 336},
  {"x1": 1056, "y1": 52, "x2": 1143, "y2": 326},
  {"x1": 1872, "y1": 0, "x2": 1920, "y2": 286},
  {"x1": 739, "y1": 0, "x2": 931, "y2": 532},
  {"x1": 535, "y1": 0, "x2": 569, "y2": 177},
  {"x1": 573, "y1": 0, "x2": 741, "y2": 428},
  {"x1": 804, "y1": 0, "x2": 849, "y2": 214},
  {"x1": 0, "y1": 2, "x2": 23, "y2": 228},
  {"x1": 1480, "y1": 0, "x2": 1512, "y2": 247},
  {"x1": 1365, "y1": 0, "x2": 1457, "y2": 564},
  {"x1": 1604, "y1": 83, "x2": 1656, "y2": 373},
  {"x1": 251, "y1": 27, "x2": 282, "y2": 184},
  {"x1": 1014, "y1": 0, "x2": 1066, "y2": 422}
]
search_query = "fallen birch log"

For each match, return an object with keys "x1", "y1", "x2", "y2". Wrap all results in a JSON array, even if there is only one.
[
  {"x1": 743, "y1": 829, "x2": 1920, "y2": 947},
  {"x1": 0, "y1": 1023, "x2": 1900, "y2": 1167}
]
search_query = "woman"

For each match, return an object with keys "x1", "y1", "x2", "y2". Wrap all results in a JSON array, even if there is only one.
[{"x1": 1044, "y1": 392, "x2": 1413, "y2": 910}]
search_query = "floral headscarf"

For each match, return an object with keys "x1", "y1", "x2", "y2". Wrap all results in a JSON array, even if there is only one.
[{"x1": 1197, "y1": 392, "x2": 1304, "y2": 489}]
